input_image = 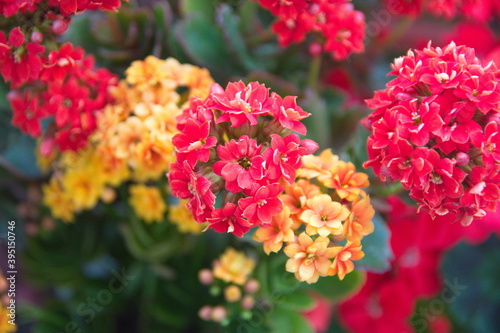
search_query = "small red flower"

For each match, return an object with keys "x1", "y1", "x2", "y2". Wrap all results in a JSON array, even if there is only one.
[
  {"x1": 206, "y1": 203, "x2": 252, "y2": 237},
  {"x1": 212, "y1": 81, "x2": 274, "y2": 127},
  {"x1": 9, "y1": 89, "x2": 44, "y2": 137},
  {"x1": 264, "y1": 134, "x2": 317, "y2": 184},
  {"x1": 40, "y1": 43, "x2": 84, "y2": 82},
  {"x1": 239, "y1": 183, "x2": 284, "y2": 226},
  {"x1": 172, "y1": 119, "x2": 217, "y2": 167},
  {"x1": 213, "y1": 135, "x2": 265, "y2": 193},
  {"x1": 0, "y1": 28, "x2": 44, "y2": 87},
  {"x1": 168, "y1": 161, "x2": 215, "y2": 223}
]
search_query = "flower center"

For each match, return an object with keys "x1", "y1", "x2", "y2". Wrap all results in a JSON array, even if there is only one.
[
  {"x1": 411, "y1": 111, "x2": 421, "y2": 124},
  {"x1": 257, "y1": 199, "x2": 267, "y2": 207},
  {"x1": 188, "y1": 183, "x2": 196, "y2": 195},
  {"x1": 430, "y1": 173, "x2": 443, "y2": 184},
  {"x1": 339, "y1": 251, "x2": 352, "y2": 261},
  {"x1": 238, "y1": 156, "x2": 252, "y2": 169},
  {"x1": 320, "y1": 214, "x2": 328, "y2": 221}
]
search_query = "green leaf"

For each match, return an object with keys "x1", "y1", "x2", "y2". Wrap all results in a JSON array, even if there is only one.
[
  {"x1": 180, "y1": 0, "x2": 215, "y2": 18},
  {"x1": 0, "y1": 129, "x2": 41, "y2": 178},
  {"x1": 268, "y1": 307, "x2": 314, "y2": 333},
  {"x1": 310, "y1": 270, "x2": 365, "y2": 302},
  {"x1": 441, "y1": 235, "x2": 500, "y2": 333},
  {"x1": 174, "y1": 13, "x2": 242, "y2": 78},
  {"x1": 280, "y1": 290, "x2": 317, "y2": 311},
  {"x1": 355, "y1": 213, "x2": 393, "y2": 273},
  {"x1": 215, "y1": 4, "x2": 260, "y2": 71}
]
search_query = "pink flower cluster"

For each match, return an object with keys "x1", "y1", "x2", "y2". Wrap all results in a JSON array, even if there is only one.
[
  {"x1": 386, "y1": 0, "x2": 500, "y2": 21},
  {"x1": 256, "y1": 0, "x2": 366, "y2": 60},
  {"x1": 168, "y1": 81, "x2": 318, "y2": 237},
  {"x1": 339, "y1": 196, "x2": 500, "y2": 333},
  {"x1": 0, "y1": 1, "x2": 120, "y2": 152},
  {"x1": 363, "y1": 41, "x2": 500, "y2": 226}
]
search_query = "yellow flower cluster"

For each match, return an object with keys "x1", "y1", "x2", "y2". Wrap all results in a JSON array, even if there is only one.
[
  {"x1": 169, "y1": 199, "x2": 207, "y2": 234},
  {"x1": 253, "y1": 149, "x2": 375, "y2": 283},
  {"x1": 197, "y1": 248, "x2": 259, "y2": 323},
  {"x1": 41, "y1": 56, "x2": 214, "y2": 226}
]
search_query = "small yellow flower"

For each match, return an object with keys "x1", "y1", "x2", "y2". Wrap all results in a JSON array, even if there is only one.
[
  {"x1": 344, "y1": 195, "x2": 375, "y2": 241},
  {"x1": 42, "y1": 177, "x2": 75, "y2": 223},
  {"x1": 297, "y1": 149, "x2": 339, "y2": 179},
  {"x1": 62, "y1": 166, "x2": 105, "y2": 211},
  {"x1": 284, "y1": 233, "x2": 335, "y2": 284},
  {"x1": 253, "y1": 206, "x2": 295, "y2": 254},
  {"x1": 126, "y1": 56, "x2": 171, "y2": 89},
  {"x1": 169, "y1": 200, "x2": 206, "y2": 234},
  {"x1": 328, "y1": 240, "x2": 365, "y2": 280},
  {"x1": 128, "y1": 184, "x2": 167, "y2": 223},
  {"x1": 224, "y1": 285, "x2": 242, "y2": 303},
  {"x1": 213, "y1": 248, "x2": 255, "y2": 285},
  {"x1": 322, "y1": 161, "x2": 369, "y2": 201},
  {"x1": 300, "y1": 194, "x2": 350, "y2": 237},
  {"x1": 131, "y1": 135, "x2": 173, "y2": 181}
]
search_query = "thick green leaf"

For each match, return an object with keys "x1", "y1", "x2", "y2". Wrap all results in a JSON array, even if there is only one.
[
  {"x1": 174, "y1": 13, "x2": 242, "y2": 78},
  {"x1": 215, "y1": 4, "x2": 260, "y2": 71},
  {"x1": 180, "y1": 0, "x2": 215, "y2": 18},
  {"x1": 268, "y1": 307, "x2": 314, "y2": 333},
  {"x1": 280, "y1": 290, "x2": 317, "y2": 311},
  {"x1": 355, "y1": 213, "x2": 393, "y2": 272},
  {"x1": 441, "y1": 235, "x2": 500, "y2": 333},
  {"x1": 1, "y1": 129, "x2": 41, "y2": 178},
  {"x1": 310, "y1": 270, "x2": 365, "y2": 302}
]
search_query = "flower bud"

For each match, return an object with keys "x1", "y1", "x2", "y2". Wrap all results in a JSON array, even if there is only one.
[
  {"x1": 309, "y1": 42, "x2": 323, "y2": 57},
  {"x1": 198, "y1": 305, "x2": 212, "y2": 321},
  {"x1": 241, "y1": 295, "x2": 255, "y2": 310},
  {"x1": 244, "y1": 279, "x2": 260, "y2": 294},
  {"x1": 210, "y1": 306, "x2": 227, "y2": 322},
  {"x1": 52, "y1": 19, "x2": 69, "y2": 35},
  {"x1": 456, "y1": 152, "x2": 470, "y2": 166},
  {"x1": 31, "y1": 30, "x2": 43, "y2": 44},
  {"x1": 198, "y1": 269, "x2": 214, "y2": 285}
]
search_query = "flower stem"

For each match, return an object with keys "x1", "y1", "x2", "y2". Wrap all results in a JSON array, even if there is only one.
[{"x1": 306, "y1": 53, "x2": 322, "y2": 90}]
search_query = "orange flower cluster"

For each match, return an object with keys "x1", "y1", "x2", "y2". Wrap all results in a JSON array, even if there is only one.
[
  {"x1": 197, "y1": 248, "x2": 259, "y2": 324},
  {"x1": 40, "y1": 56, "x2": 213, "y2": 226},
  {"x1": 253, "y1": 149, "x2": 375, "y2": 283}
]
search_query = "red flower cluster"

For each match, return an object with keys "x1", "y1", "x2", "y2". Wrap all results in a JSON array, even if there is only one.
[
  {"x1": 168, "y1": 81, "x2": 318, "y2": 237},
  {"x1": 1, "y1": 0, "x2": 123, "y2": 17},
  {"x1": 386, "y1": 0, "x2": 500, "y2": 21},
  {"x1": 339, "y1": 195, "x2": 500, "y2": 333},
  {"x1": 363, "y1": 41, "x2": 500, "y2": 226},
  {"x1": 256, "y1": 0, "x2": 366, "y2": 60},
  {"x1": 1, "y1": 1, "x2": 122, "y2": 152}
]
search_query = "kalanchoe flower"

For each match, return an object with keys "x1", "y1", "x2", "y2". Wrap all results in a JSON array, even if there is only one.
[
  {"x1": 0, "y1": 28, "x2": 45, "y2": 87},
  {"x1": 169, "y1": 80, "x2": 316, "y2": 237},
  {"x1": 264, "y1": 134, "x2": 314, "y2": 184},
  {"x1": 213, "y1": 135, "x2": 265, "y2": 193},
  {"x1": 211, "y1": 81, "x2": 274, "y2": 127},
  {"x1": 172, "y1": 119, "x2": 217, "y2": 166},
  {"x1": 206, "y1": 203, "x2": 251, "y2": 237},
  {"x1": 239, "y1": 183, "x2": 284, "y2": 226},
  {"x1": 328, "y1": 240, "x2": 364, "y2": 280},
  {"x1": 284, "y1": 232, "x2": 335, "y2": 284},
  {"x1": 257, "y1": 0, "x2": 366, "y2": 60},
  {"x1": 364, "y1": 41, "x2": 500, "y2": 226}
]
